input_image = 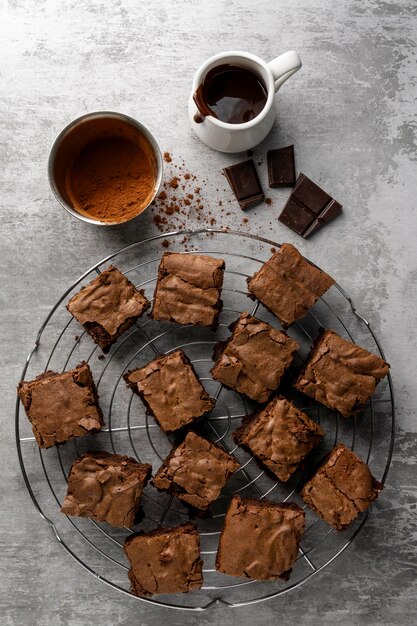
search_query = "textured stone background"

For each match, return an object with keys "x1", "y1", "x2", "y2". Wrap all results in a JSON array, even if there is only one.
[{"x1": 1, "y1": 0, "x2": 416, "y2": 624}]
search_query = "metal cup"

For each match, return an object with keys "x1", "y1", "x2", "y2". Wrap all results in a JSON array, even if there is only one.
[{"x1": 48, "y1": 111, "x2": 163, "y2": 225}]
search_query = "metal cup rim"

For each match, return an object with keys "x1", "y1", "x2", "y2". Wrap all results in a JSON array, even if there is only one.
[{"x1": 48, "y1": 110, "x2": 163, "y2": 226}]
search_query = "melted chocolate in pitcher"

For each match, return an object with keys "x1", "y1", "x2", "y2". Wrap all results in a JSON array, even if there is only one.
[{"x1": 193, "y1": 64, "x2": 268, "y2": 124}]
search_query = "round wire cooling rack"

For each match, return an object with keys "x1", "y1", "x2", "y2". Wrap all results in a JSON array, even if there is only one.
[{"x1": 16, "y1": 228, "x2": 395, "y2": 611}]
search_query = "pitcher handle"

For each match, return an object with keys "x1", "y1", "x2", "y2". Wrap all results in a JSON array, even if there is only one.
[{"x1": 268, "y1": 51, "x2": 302, "y2": 92}]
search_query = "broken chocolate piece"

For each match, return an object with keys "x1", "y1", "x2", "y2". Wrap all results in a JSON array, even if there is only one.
[
  {"x1": 278, "y1": 173, "x2": 342, "y2": 238},
  {"x1": 267, "y1": 145, "x2": 296, "y2": 187},
  {"x1": 223, "y1": 159, "x2": 265, "y2": 210}
]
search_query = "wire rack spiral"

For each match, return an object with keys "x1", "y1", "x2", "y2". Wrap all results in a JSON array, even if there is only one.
[{"x1": 15, "y1": 228, "x2": 395, "y2": 611}]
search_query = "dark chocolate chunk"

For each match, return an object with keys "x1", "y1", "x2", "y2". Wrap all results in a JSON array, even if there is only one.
[
  {"x1": 278, "y1": 173, "x2": 342, "y2": 238},
  {"x1": 223, "y1": 159, "x2": 265, "y2": 210},
  {"x1": 267, "y1": 145, "x2": 296, "y2": 187}
]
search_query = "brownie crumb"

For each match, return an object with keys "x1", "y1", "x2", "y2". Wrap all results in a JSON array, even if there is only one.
[
  {"x1": 98, "y1": 354, "x2": 105, "y2": 361},
  {"x1": 163, "y1": 152, "x2": 172, "y2": 163},
  {"x1": 162, "y1": 239, "x2": 170, "y2": 248},
  {"x1": 169, "y1": 176, "x2": 179, "y2": 189},
  {"x1": 265, "y1": 198, "x2": 272, "y2": 205},
  {"x1": 271, "y1": 247, "x2": 277, "y2": 253}
]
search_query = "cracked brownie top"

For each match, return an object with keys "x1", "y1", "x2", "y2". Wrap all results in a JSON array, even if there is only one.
[
  {"x1": 151, "y1": 252, "x2": 225, "y2": 328},
  {"x1": 247, "y1": 243, "x2": 335, "y2": 328},
  {"x1": 233, "y1": 396, "x2": 324, "y2": 482},
  {"x1": 211, "y1": 312, "x2": 299, "y2": 403},
  {"x1": 295, "y1": 330, "x2": 390, "y2": 417},
  {"x1": 124, "y1": 523, "x2": 203, "y2": 596},
  {"x1": 300, "y1": 443, "x2": 382, "y2": 530},
  {"x1": 216, "y1": 495, "x2": 305, "y2": 580},
  {"x1": 17, "y1": 362, "x2": 103, "y2": 448},
  {"x1": 152, "y1": 431, "x2": 239, "y2": 510},
  {"x1": 67, "y1": 265, "x2": 150, "y2": 352},
  {"x1": 124, "y1": 349, "x2": 214, "y2": 433},
  {"x1": 61, "y1": 452, "x2": 152, "y2": 528}
]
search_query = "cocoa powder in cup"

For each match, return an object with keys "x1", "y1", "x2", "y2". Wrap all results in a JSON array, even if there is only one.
[{"x1": 49, "y1": 112, "x2": 161, "y2": 225}]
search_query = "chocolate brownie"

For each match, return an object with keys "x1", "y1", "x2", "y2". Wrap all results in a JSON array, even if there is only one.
[
  {"x1": 124, "y1": 523, "x2": 203, "y2": 596},
  {"x1": 17, "y1": 362, "x2": 103, "y2": 448},
  {"x1": 247, "y1": 243, "x2": 335, "y2": 328},
  {"x1": 152, "y1": 431, "x2": 239, "y2": 511},
  {"x1": 151, "y1": 252, "x2": 225, "y2": 328},
  {"x1": 216, "y1": 496, "x2": 305, "y2": 580},
  {"x1": 211, "y1": 312, "x2": 299, "y2": 403},
  {"x1": 300, "y1": 443, "x2": 382, "y2": 530},
  {"x1": 295, "y1": 330, "x2": 390, "y2": 417},
  {"x1": 124, "y1": 349, "x2": 214, "y2": 433},
  {"x1": 67, "y1": 265, "x2": 150, "y2": 353},
  {"x1": 61, "y1": 452, "x2": 152, "y2": 528},
  {"x1": 233, "y1": 396, "x2": 324, "y2": 482}
]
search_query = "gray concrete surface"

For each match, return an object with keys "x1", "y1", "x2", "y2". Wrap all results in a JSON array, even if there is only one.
[{"x1": 1, "y1": 0, "x2": 417, "y2": 624}]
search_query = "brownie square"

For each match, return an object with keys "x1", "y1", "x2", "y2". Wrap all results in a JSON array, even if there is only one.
[
  {"x1": 17, "y1": 362, "x2": 103, "y2": 448},
  {"x1": 223, "y1": 159, "x2": 265, "y2": 209},
  {"x1": 295, "y1": 330, "x2": 390, "y2": 417},
  {"x1": 152, "y1": 431, "x2": 239, "y2": 510},
  {"x1": 300, "y1": 443, "x2": 382, "y2": 530},
  {"x1": 211, "y1": 312, "x2": 298, "y2": 403},
  {"x1": 247, "y1": 243, "x2": 335, "y2": 328},
  {"x1": 152, "y1": 252, "x2": 225, "y2": 328},
  {"x1": 124, "y1": 349, "x2": 215, "y2": 433},
  {"x1": 267, "y1": 145, "x2": 296, "y2": 187},
  {"x1": 216, "y1": 496, "x2": 305, "y2": 580},
  {"x1": 61, "y1": 452, "x2": 151, "y2": 528},
  {"x1": 233, "y1": 396, "x2": 324, "y2": 482},
  {"x1": 67, "y1": 265, "x2": 150, "y2": 353},
  {"x1": 124, "y1": 523, "x2": 203, "y2": 596},
  {"x1": 278, "y1": 173, "x2": 342, "y2": 238}
]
